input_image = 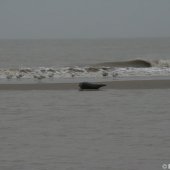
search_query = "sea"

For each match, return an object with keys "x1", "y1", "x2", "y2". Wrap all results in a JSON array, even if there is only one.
[{"x1": 0, "y1": 38, "x2": 170, "y2": 170}]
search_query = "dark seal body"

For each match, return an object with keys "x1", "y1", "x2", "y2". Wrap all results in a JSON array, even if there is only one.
[{"x1": 79, "y1": 82, "x2": 106, "y2": 90}]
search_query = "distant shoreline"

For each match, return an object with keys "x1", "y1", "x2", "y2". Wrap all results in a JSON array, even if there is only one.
[{"x1": 0, "y1": 79, "x2": 170, "y2": 90}]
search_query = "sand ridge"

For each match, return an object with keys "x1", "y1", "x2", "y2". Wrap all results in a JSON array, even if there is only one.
[{"x1": 0, "y1": 79, "x2": 170, "y2": 90}]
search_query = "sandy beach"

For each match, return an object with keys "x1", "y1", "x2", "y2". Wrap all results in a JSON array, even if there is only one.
[{"x1": 0, "y1": 79, "x2": 170, "y2": 90}]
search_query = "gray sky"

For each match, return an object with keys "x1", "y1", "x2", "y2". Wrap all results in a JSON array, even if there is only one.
[{"x1": 0, "y1": 0, "x2": 170, "y2": 39}]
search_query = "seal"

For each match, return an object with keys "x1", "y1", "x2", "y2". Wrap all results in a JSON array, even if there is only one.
[{"x1": 79, "y1": 82, "x2": 106, "y2": 90}]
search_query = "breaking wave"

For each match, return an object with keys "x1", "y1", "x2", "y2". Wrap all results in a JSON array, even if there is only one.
[
  {"x1": 94, "y1": 59, "x2": 170, "y2": 68},
  {"x1": 1, "y1": 59, "x2": 170, "y2": 80},
  {"x1": 94, "y1": 59, "x2": 152, "y2": 68}
]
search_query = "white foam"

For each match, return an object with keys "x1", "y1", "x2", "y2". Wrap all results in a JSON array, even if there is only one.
[
  {"x1": 115, "y1": 67, "x2": 170, "y2": 77},
  {"x1": 0, "y1": 66, "x2": 170, "y2": 80},
  {"x1": 151, "y1": 59, "x2": 170, "y2": 67}
]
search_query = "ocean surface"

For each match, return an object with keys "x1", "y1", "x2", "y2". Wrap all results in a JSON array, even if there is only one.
[
  {"x1": 0, "y1": 38, "x2": 170, "y2": 82},
  {"x1": 0, "y1": 38, "x2": 170, "y2": 170}
]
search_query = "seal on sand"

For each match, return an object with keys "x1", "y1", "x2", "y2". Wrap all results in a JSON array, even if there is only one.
[{"x1": 79, "y1": 82, "x2": 106, "y2": 90}]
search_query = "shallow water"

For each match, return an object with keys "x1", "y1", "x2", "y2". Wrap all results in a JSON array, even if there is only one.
[{"x1": 0, "y1": 89, "x2": 170, "y2": 170}]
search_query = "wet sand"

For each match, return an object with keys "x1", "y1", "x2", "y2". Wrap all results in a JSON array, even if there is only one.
[{"x1": 0, "y1": 79, "x2": 170, "y2": 90}]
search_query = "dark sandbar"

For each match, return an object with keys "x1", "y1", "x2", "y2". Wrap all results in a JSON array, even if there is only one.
[{"x1": 0, "y1": 79, "x2": 170, "y2": 90}]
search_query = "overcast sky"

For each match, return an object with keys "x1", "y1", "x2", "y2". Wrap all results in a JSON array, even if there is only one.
[{"x1": 0, "y1": 0, "x2": 170, "y2": 39}]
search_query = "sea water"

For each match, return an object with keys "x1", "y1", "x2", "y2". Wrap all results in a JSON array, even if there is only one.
[
  {"x1": 1, "y1": 38, "x2": 170, "y2": 81},
  {"x1": 0, "y1": 38, "x2": 170, "y2": 170},
  {"x1": 0, "y1": 90, "x2": 170, "y2": 170}
]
